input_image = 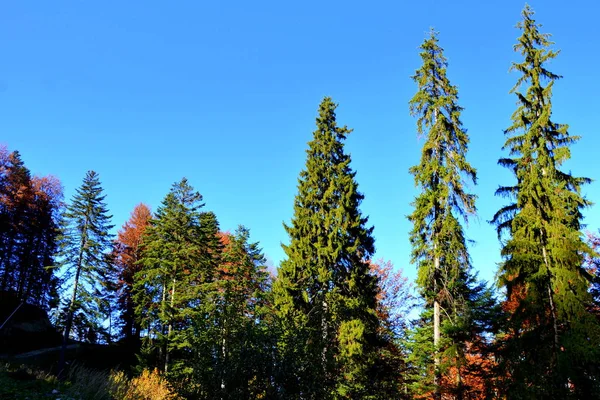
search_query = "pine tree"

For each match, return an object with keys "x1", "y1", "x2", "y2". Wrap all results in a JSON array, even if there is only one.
[
  {"x1": 407, "y1": 30, "x2": 497, "y2": 399},
  {"x1": 57, "y1": 170, "x2": 113, "y2": 371},
  {"x1": 273, "y1": 97, "x2": 381, "y2": 399},
  {"x1": 492, "y1": 6, "x2": 600, "y2": 398}
]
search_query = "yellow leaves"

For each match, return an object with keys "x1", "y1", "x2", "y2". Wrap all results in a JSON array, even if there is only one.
[{"x1": 110, "y1": 369, "x2": 182, "y2": 400}]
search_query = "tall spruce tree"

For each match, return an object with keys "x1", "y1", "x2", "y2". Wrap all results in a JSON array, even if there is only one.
[
  {"x1": 58, "y1": 170, "x2": 114, "y2": 341},
  {"x1": 492, "y1": 6, "x2": 600, "y2": 398},
  {"x1": 57, "y1": 171, "x2": 113, "y2": 372},
  {"x1": 134, "y1": 178, "x2": 221, "y2": 391},
  {"x1": 407, "y1": 30, "x2": 497, "y2": 399},
  {"x1": 273, "y1": 97, "x2": 381, "y2": 399}
]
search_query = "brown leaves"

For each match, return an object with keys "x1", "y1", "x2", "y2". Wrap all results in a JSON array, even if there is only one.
[
  {"x1": 115, "y1": 203, "x2": 152, "y2": 270},
  {"x1": 369, "y1": 258, "x2": 414, "y2": 335}
]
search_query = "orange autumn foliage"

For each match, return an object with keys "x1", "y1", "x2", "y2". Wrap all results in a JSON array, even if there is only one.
[
  {"x1": 0, "y1": 145, "x2": 63, "y2": 306},
  {"x1": 114, "y1": 203, "x2": 152, "y2": 339},
  {"x1": 369, "y1": 258, "x2": 414, "y2": 335}
]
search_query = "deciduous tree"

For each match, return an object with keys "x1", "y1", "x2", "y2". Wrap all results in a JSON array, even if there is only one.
[{"x1": 114, "y1": 203, "x2": 152, "y2": 341}]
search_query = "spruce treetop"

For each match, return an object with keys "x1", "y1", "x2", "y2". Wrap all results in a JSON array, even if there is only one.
[{"x1": 408, "y1": 30, "x2": 477, "y2": 299}]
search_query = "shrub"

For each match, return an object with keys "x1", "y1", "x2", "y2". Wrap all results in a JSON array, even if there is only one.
[{"x1": 110, "y1": 368, "x2": 181, "y2": 400}]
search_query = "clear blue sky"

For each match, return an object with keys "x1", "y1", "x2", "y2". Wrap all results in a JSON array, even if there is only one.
[{"x1": 1, "y1": 0, "x2": 599, "y2": 286}]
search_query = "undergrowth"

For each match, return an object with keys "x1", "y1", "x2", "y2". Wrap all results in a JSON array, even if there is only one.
[{"x1": 0, "y1": 362, "x2": 180, "y2": 400}]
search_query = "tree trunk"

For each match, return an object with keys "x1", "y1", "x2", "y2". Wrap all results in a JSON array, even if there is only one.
[
  {"x1": 165, "y1": 276, "x2": 176, "y2": 373},
  {"x1": 541, "y1": 245, "x2": 559, "y2": 354},
  {"x1": 432, "y1": 107, "x2": 442, "y2": 400},
  {"x1": 221, "y1": 314, "x2": 227, "y2": 399},
  {"x1": 159, "y1": 280, "x2": 166, "y2": 368},
  {"x1": 321, "y1": 297, "x2": 328, "y2": 381},
  {"x1": 63, "y1": 258, "x2": 83, "y2": 337},
  {"x1": 58, "y1": 230, "x2": 87, "y2": 376},
  {"x1": 456, "y1": 354, "x2": 463, "y2": 400},
  {"x1": 433, "y1": 254, "x2": 441, "y2": 400}
]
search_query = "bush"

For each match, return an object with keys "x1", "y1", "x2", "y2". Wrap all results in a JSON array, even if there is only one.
[{"x1": 110, "y1": 369, "x2": 181, "y2": 400}]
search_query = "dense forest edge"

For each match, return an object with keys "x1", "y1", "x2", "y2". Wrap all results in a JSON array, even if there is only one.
[{"x1": 1, "y1": 5, "x2": 600, "y2": 400}]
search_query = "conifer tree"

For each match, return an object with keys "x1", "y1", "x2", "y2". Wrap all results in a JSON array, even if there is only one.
[
  {"x1": 0, "y1": 147, "x2": 62, "y2": 308},
  {"x1": 134, "y1": 178, "x2": 221, "y2": 388},
  {"x1": 407, "y1": 30, "x2": 497, "y2": 399},
  {"x1": 56, "y1": 170, "x2": 113, "y2": 372},
  {"x1": 492, "y1": 6, "x2": 600, "y2": 398},
  {"x1": 58, "y1": 170, "x2": 114, "y2": 341},
  {"x1": 0, "y1": 149, "x2": 31, "y2": 294},
  {"x1": 193, "y1": 226, "x2": 274, "y2": 399},
  {"x1": 273, "y1": 97, "x2": 381, "y2": 399}
]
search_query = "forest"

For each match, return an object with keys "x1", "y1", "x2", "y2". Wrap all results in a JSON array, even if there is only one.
[{"x1": 1, "y1": 4, "x2": 600, "y2": 400}]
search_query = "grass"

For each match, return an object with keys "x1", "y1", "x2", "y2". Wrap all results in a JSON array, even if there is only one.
[
  {"x1": 0, "y1": 363, "x2": 60, "y2": 399},
  {"x1": 0, "y1": 362, "x2": 182, "y2": 400}
]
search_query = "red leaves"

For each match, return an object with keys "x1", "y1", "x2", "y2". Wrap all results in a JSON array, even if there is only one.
[
  {"x1": 369, "y1": 258, "x2": 414, "y2": 333},
  {"x1": 113, "y1": 203, "x2": 152, "y2": 337},
  {"x1": 115, "y1": 203, "x2": 152, "y2": 270}
]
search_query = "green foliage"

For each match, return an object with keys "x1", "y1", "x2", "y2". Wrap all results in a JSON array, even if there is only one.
[
  {"x1": 407, "y1": 30, "x2": 498, "y2": 398},
  {"x1": 134, "y1": 178, "x2": 220, "y2": 386},
  {"x1": 492, "y1": 5, "x2": 600, "y2": 398},
  {"x1": 133, "y1": 180, "x2": 275, "y2": 399},
  {"x1": 192, "y1": 226, "x2": 276, "y2": 399},
  {"x1": 57, "y1": 170, "x2": 114, "y2": 342},
  {"x1": 408, "y1": 28, "x2": 476, "y2": 306},
  {"x1": 273, "y1": 97, "x2": 382, "y2": 399}
]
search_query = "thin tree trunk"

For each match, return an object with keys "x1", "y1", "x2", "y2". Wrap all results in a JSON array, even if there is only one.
[
  {"x1": 59, "y1": 229, "x2": 87, "y2": 376},
  {"x1": 0, "y1": 235, "x2": 15, "y2": 291},
  {"x1": 165, "y1": 276, "x2": 176, "y2": 373},
  {"x1": 16, "y1": 235, "x2": 35, "y2": 301},
  {"x1": 541, "y1": 245, "x2": 559, "y2": 353},
  {"x1": 107, "y1": 304, "x2": 112, "y2": 344},
  {"x1": 433, "y1": 255, "x2": 441, "y2": 400},
  {"x1": 63, "y1": 258, "x2": 83, "y2": 336},
  {"x1": 431, "y1": 107, "x2": 442, "y2": 399},
  {"x1": 221, "y1": 314, "x2": 227, "y2": 398},
  {"x1": 159, "y1": 280, "x2": 166, "y2": 368},
  {"x1": 322, "y1": 298, "x2": 328, "y2": 382},
  {"x1": 456, "y1": 353, "x2": 463, "y2": 400}
]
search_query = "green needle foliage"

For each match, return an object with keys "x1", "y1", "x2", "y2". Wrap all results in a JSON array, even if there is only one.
[
  {"x1": 492, "y1": 5, "x2": 600, "y2": 398},
  {"x1": 57, "y1": 170, "x2": 114, "y2": 358},
  {"x1": 273, "y1": 97, "x2": 381, "y2": 399},
  {"x1": 134, "y1": 178, "x2": 221, "y2": 388},
  {"x1": 207, "y1": 226, "x2": 275, "y2": 399},
  {"x1": 406, "y1": 30, "x2": 497, "y2": 399}
]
